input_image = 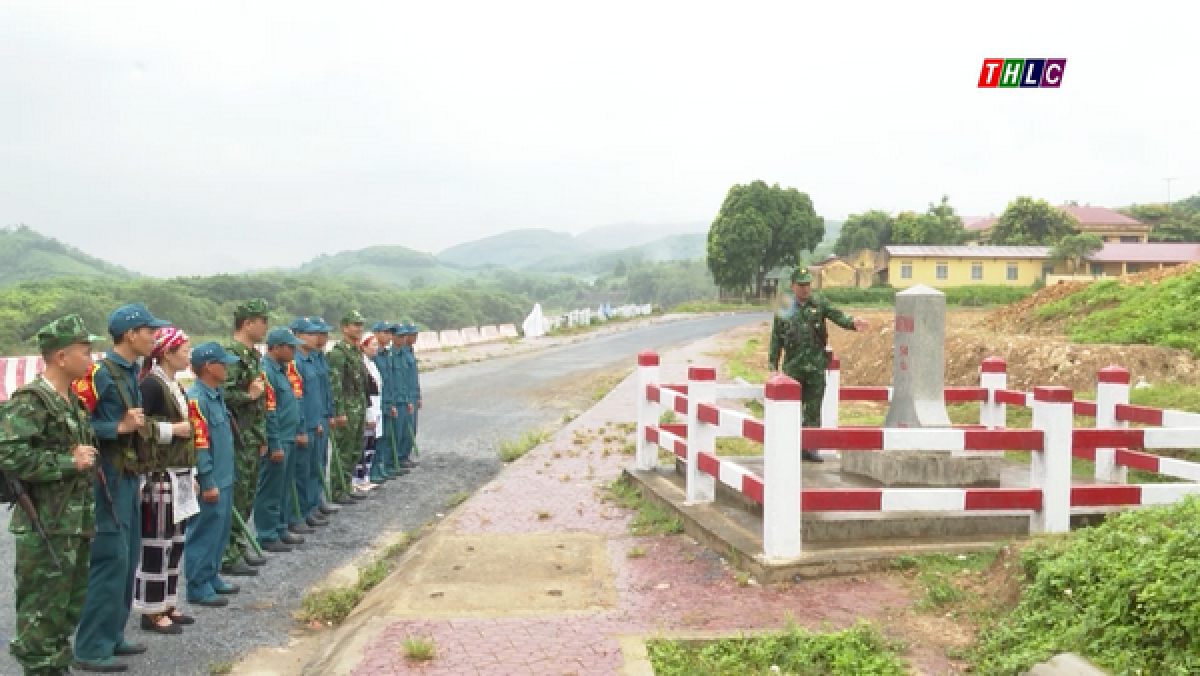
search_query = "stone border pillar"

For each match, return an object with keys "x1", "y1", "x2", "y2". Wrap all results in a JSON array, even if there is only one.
[
  {"x1": 635, "y1": 351, "x2": 661, "y2": 471},
  {"x1": 1095, "y1": 366, "x2": 1131, "y2": 484},
  {"x1": 1032, "y1": 386, "x2": 1074, "y2": 534},
  {"x1": 685, "y1": 366, "x2": 717, "y2": 504},
  {"x1": 979, "y1": 357, "x2": 1008, "y2": 429},
  {"x1": 763, "y1": 373, "x2": 803, "y2": 560},
  {"x1": 819, "y1": 350, "x2": 840, "y2": 460}
]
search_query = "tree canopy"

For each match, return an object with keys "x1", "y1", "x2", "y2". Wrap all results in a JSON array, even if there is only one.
[
  {"x1": 1123, "y1": 197, "x2": 1200, "y2": 243},
  {"x1": 706, "y1": 181, "x2": 824, "y2": 297},
  {"x1": 833, "y1": 196, "x2": 967, "y2": 255},
  {"x1": 1049, "y1": 233, "x2": 1104, "y2": 273},
  {"x1": 833, "y1": 210, "x2": 892, "y2": 256},
  {"x1": 989, "y1": 197, "x2": 1079, "y2": 245}
]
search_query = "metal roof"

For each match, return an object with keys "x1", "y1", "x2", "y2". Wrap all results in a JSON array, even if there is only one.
[
  {"x1": 885, "y1": 246, "x2": 1051, "y2": 258},
  {"x1": 1087, "y1": 242, "x2": 1200, "y2": 263}
]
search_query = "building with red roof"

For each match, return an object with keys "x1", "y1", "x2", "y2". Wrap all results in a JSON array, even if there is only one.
[{"x1": 966, "y1": 205, "x2": 1152, "y2": 244}]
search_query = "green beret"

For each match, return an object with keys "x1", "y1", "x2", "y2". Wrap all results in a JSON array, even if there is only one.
[
  {"x1": 37, "y1": 314, "x2": 104, "y2": 353},
  {"x1": 234, "y1": 298, "x2": 270, "y2": 320},
  {"x1": 791, "y1": 267, "x2": 813, "y2": 284},
  {"x1": 340, "y1": 310, "x2": 365, "y2": 326}
]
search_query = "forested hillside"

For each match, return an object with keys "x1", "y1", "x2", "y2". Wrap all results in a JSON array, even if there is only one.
[{"x1": 0, "y1": 225, "x2": 137, "y2": 286}]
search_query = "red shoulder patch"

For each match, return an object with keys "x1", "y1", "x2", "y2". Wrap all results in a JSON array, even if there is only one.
[
  {"x1": 263, "y1": 372, "x2": 276, "y2": 412},
  {"x1": 71, "y1": 364, "x2": 101, "y2": 413},
  {"x1": 286, "y1": 361, "x2": 304, "y2": 398},
  {"x1": 189, "y1": 399, "x2": 211, "y2": 450}
]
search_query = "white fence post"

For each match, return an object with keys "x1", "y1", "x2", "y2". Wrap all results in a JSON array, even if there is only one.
[
  {"x1": 1095, "y1": 365, "x2": 1130, "y2": 484},
  {"x1": 979, "y1": 357, "x2": 1007, "y2": 429},
  {"x1": 763, "y1": 373, "x2": 803, "y2": 560},
  {"x1": 685, "y1": 366, "x2": 716, "y2": 503},
  {"x1": 819, "y1": 349, "x2": 840, "y2": 460},
  {"x1": 1031, "y1": 386, "x2": 1074, "y2": 534},
  {"x1": 635, "y1": 351, "x2": 661, "y2": 471}
]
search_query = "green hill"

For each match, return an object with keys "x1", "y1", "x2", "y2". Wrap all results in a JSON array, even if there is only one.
[
  {"x1": 0, "y1": 225, "x2": 137, "y2": 286},
  {"x1": 294, "y1": 245, "x2": 468, "y2": 288},
  {"x1": 437, "y1": 229, "x2": 589, "y2": 269},
  {"x1": 574, "y1": 222, "x2": 707, "y2": 250},
  {"x1": 529, "y1": 233, "x2": 707, "y2": 274}
]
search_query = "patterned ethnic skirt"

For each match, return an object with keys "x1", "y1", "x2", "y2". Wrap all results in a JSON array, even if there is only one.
[{"x1": 132, "y1": 472, "x2": 188, "y2": 615}]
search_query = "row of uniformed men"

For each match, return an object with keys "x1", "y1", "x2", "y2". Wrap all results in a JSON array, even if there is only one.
[{"x1": 0, "y1": 301, "x2": 422, "y2": 675}]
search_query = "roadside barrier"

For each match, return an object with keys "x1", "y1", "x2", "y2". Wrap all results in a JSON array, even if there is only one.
[{"x1": 633, "y1": 351, "x2": 1200, "y2": 561}]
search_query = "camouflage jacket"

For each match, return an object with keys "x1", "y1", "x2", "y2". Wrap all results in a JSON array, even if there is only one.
[
  {"x1": 328, "y1": 341, "x2": 368, "y2": 416},
  {"x1": 768, "y1": 294, "x2": 856, "y2": 375},
  {"x1": 222, "y1": 340, "x2": 268, "y2": 451},
  {"x1": 0, "y1": 376, "x2": 97, "y2": 536}
]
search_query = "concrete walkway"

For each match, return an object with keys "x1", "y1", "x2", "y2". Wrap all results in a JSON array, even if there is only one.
[{"x1": 329, "y1": 333, "x2": 944, "y2": 675}]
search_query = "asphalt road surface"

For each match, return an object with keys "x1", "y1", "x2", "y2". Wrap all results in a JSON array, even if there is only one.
[{"x1": 0, "y1": 313, "x2": 766, "y2": 676}]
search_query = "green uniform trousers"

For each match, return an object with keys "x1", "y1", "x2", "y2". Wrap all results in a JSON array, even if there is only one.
[
  {"x1": 331, "y1": 413, "x2": 364, "y2": 500},
  {"x1": 11, "y1": 534, "x2": 90, "y2": 675},
  {"x1": 783, "y1": 368, "x2": 826, "y2": 428},
  {"x1": 222, "y1": 443, "x2": 260, "y2": 568},
  {"x1": 74, "y1": 466, "x2": 139, "y2": 662}
]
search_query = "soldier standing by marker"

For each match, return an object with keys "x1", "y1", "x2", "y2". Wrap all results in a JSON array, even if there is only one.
[
  {"x1": 310, "y1": 318, "x2": 350, "y2": 511},
  {"x1": 0, "y1": 315, "x2": 102, "y2": 676},
  {"x1": 369, "y1": 322, "x2": 403, "y2": 481},
  {"x1": 74, "y1": 303, "x2": 173, "y2": 673},
  {"x1": 220, "y1": 299, "x2": 271, "y2": 578},
  {"x1": 182, "y1": 342, "x2": 242, "y2": 607},
  {"x1": 768, "y1": 267, "x2": 869, "y2": 463},
  {"x1": 327, "y1": 311, "x2": 369, "y2": 504},
  {"x1": 286, "y1": 318, "x2": 322, "y2": 533},
  {"x1": 254, "y1": 329, "x2": 306, "y2": 553}
]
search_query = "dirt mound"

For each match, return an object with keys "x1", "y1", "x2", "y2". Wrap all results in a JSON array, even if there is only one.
[{"x1": 828, "y1": 310, "x2": 1200, "y2": 392}]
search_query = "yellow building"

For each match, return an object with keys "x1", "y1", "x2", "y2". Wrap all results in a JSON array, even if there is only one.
[
  {"x1": 965, "y1": 205, "x2": 1151, "y2": 243},
  {"x1": 810, "y1": 249, "x2": 886, "y2": 289},
  {"x1": 885, "y1": 246, "x2": 1052, "y2": 288}
]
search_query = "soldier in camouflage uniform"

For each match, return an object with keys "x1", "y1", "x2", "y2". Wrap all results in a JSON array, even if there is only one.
[
  {"x1": 220, "y1": 299, "x2": 271, "y2": 576},
  {"x1": 327, "y1": 311, "x2": 369, "y2": 504},
  {"x1": 768, "y1": 267, "x2": 869, "y2": 462},
  {"x1": 0, "y1": 315, "x2": 102, "y2": 675}
]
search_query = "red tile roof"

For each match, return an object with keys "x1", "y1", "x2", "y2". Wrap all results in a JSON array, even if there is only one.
[
  {"x1": 963, "y1": 206, "x2": 1147, "y2": 232},
  {"x1": 1086, "y1": 242, "x2": 1200, "y2": 263}
]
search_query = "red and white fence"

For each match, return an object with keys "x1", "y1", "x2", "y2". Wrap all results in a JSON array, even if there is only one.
[{"x1": 633, "y1": 351, "x2": 1200, "y2": 561}]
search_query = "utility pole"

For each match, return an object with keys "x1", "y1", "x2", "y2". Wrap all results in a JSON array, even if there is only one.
[{"x1": 1165, "y1": 177, "x2": 1178, "y2": 211}]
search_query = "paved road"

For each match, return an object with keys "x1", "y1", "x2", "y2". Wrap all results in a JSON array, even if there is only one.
[{"x1": 0, "y1": 313, "x2": 766, "y2": 675}]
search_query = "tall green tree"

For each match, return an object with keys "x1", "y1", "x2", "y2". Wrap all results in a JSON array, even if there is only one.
[
  {"x1": 1123, "y1": 200, "x2": 1200, "y2": 243},
  {"x1": 834, "y1": 210, "x2": 892, "y2": 255},
  {"x1": 891, "y1": 196, "x2": 968, "y2": 245},
  {"x1": 1049, "y1": 233, "x2": 1104, "y2": 273},
  {"x1": 706, "y1": 181, "x2": 824, "y2": 297},
  {"x1": 989, "y1": 197, "x2": 1079, "y2": 245}
]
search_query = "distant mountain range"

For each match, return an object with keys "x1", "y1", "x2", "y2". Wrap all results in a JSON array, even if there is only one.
[{"x1": 0, "y1": 225, "x2": 137, "y2": 286}]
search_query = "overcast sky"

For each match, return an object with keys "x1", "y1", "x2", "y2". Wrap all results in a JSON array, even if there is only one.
[{"x1": 1, "y1": 1, "x2": 1195, "y2": 276}]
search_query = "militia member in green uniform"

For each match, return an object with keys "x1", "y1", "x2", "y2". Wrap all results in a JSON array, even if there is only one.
[
  {"x1": 326, "y1": 311, "x2": 369, "y2": 504},
  {"x1": 768, "y1": 267, "x2": 868, "y2": 462},
  {"x1": 221, "y1": 299, "x2": 270, "y2": 576},
  {"x1": 0, "y1": 315, "x2": 102, "y2": 675}
]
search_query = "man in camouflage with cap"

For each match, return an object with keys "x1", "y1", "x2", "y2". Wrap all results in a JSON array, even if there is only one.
[
  {"x1": 327, "y1": 311, "x2": 369, "y2": 505},
  {"x1": 220, "y1": 299, "x2": 271, "y2": 577},
  {"x1": 0, "y1": 315, "x2": 102, "y2": 675},
  {"x1": 768, "y1": 266, "x2": 868, "y2": 462}
]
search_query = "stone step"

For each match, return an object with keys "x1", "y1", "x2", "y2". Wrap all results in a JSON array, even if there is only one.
[{"x1": 1023, "y1": 653, "x2": 1108, "y2": 676}]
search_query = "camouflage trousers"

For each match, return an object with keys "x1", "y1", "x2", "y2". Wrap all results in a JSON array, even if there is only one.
[
  {"x1": 10, "y1": 533, "x2": 90, "y2": 675},
  {"x1": 783, "y1": 368, "x2": 827, "y2": 428},
  {"x1": 331, "y1": 408, "x2": 365, "y2": 500},
  {"x1": 222, "y1": 443, "x2": 261, "y2": 568}
]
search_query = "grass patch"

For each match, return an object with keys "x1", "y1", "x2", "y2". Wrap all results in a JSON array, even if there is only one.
[
  {"x1": 892, "y1": 549, "x2": 1003, "y2": 613},
  {"x1": 672, "y1": 300, "x2": 766, "y2": 313},
  {"x1": 972, "y1": 496, "x2": 1200, "y2": 674},
  {"x1": 207, "y1": 662, "x2": 233, "y2": 675},
  {"x1": 605, "y1": 475, "x2": 684, "y2": 536},
  {"x1": 445, "y1": 491, "x2": 469, "y2": 508},
  {"x1": 498, "y1": 428, "x2": 551, "y2": 462},
  {"x1": 728, "y1": 337, "x2": 768, "y2": 384},
  {"x1": 299, "y1": 533, "x2": 416, "y2": 625},
  {"x1": 647, "y1": 620, "x2": 908, "y2": 676},
  {"x1": 659, "y1": 409, "x2": 678, "y2": 425},
  {"x1": 402, "y1": 636, "x2": 437, "y2": 661},
  {"x1": 627, "y1": 545, "x2": 646, "y2": 559},
  {"x1": 590, "y1": 368, "x2": 632, "y2": 403},
  {"x1": 715, "y1": 437, "x2": 762, "y2": 456}
]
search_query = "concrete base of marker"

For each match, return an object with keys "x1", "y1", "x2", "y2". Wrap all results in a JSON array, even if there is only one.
[{"x1": 840, "y1": 451, "x2": 1003, "y2": 487}]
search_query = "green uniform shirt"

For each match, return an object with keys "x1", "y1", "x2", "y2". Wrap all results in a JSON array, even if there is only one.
[
  {"x1": 327, "y1": 340, "x2": 368, "y2": 417},
  {"x1": 0, "y1": 376, "x2": 97, "y2": 536},
  {"x1": 768, "y1": 294, "x2": 857, "y2": 376},
  {"x1": 223, "y1": 340, "x2": 268, "y2": 451}
]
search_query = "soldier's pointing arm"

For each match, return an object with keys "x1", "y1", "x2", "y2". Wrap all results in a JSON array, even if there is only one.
[{"x1": 823, "y1": 298, "x2": 859, "y2": 331}]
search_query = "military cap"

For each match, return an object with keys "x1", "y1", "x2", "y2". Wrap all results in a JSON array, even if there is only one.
[
  {"x1": 234, "y1": 298, "x2": 270, "y2": 320},
  {"x1": 386, "y1": 322, "x2": 403, "y2": 334},
  {"x1": 370, "y1": 320, "x2": 390, "y2": 333},
  {"x1": 108, "y1": 303, "x2": 170, "y2": 335},
  {"x1": 340, "y1": 310, "x2": 366, "y2": 326},
  {"x1": 289, "y1": 317, "x2": 316, "y2": 333},
  {"x1": 398, "y1": 322, "x2": 418, "y2": 335},
  {"x1": 790, "y1": 267, "x2": 814, "y2": 285},
  {"x1": 37, "y1": 314, "x2": 104, "y2": 353},
  {"x1": 266, "y1": 327, "x2": 304, "y2": 348},
  {"x1": 311, "y1": 317, "x2": 332, "y2": 333},
  {"x1": 190, "y1": 341, "x2": 240, "y2": 370}
]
